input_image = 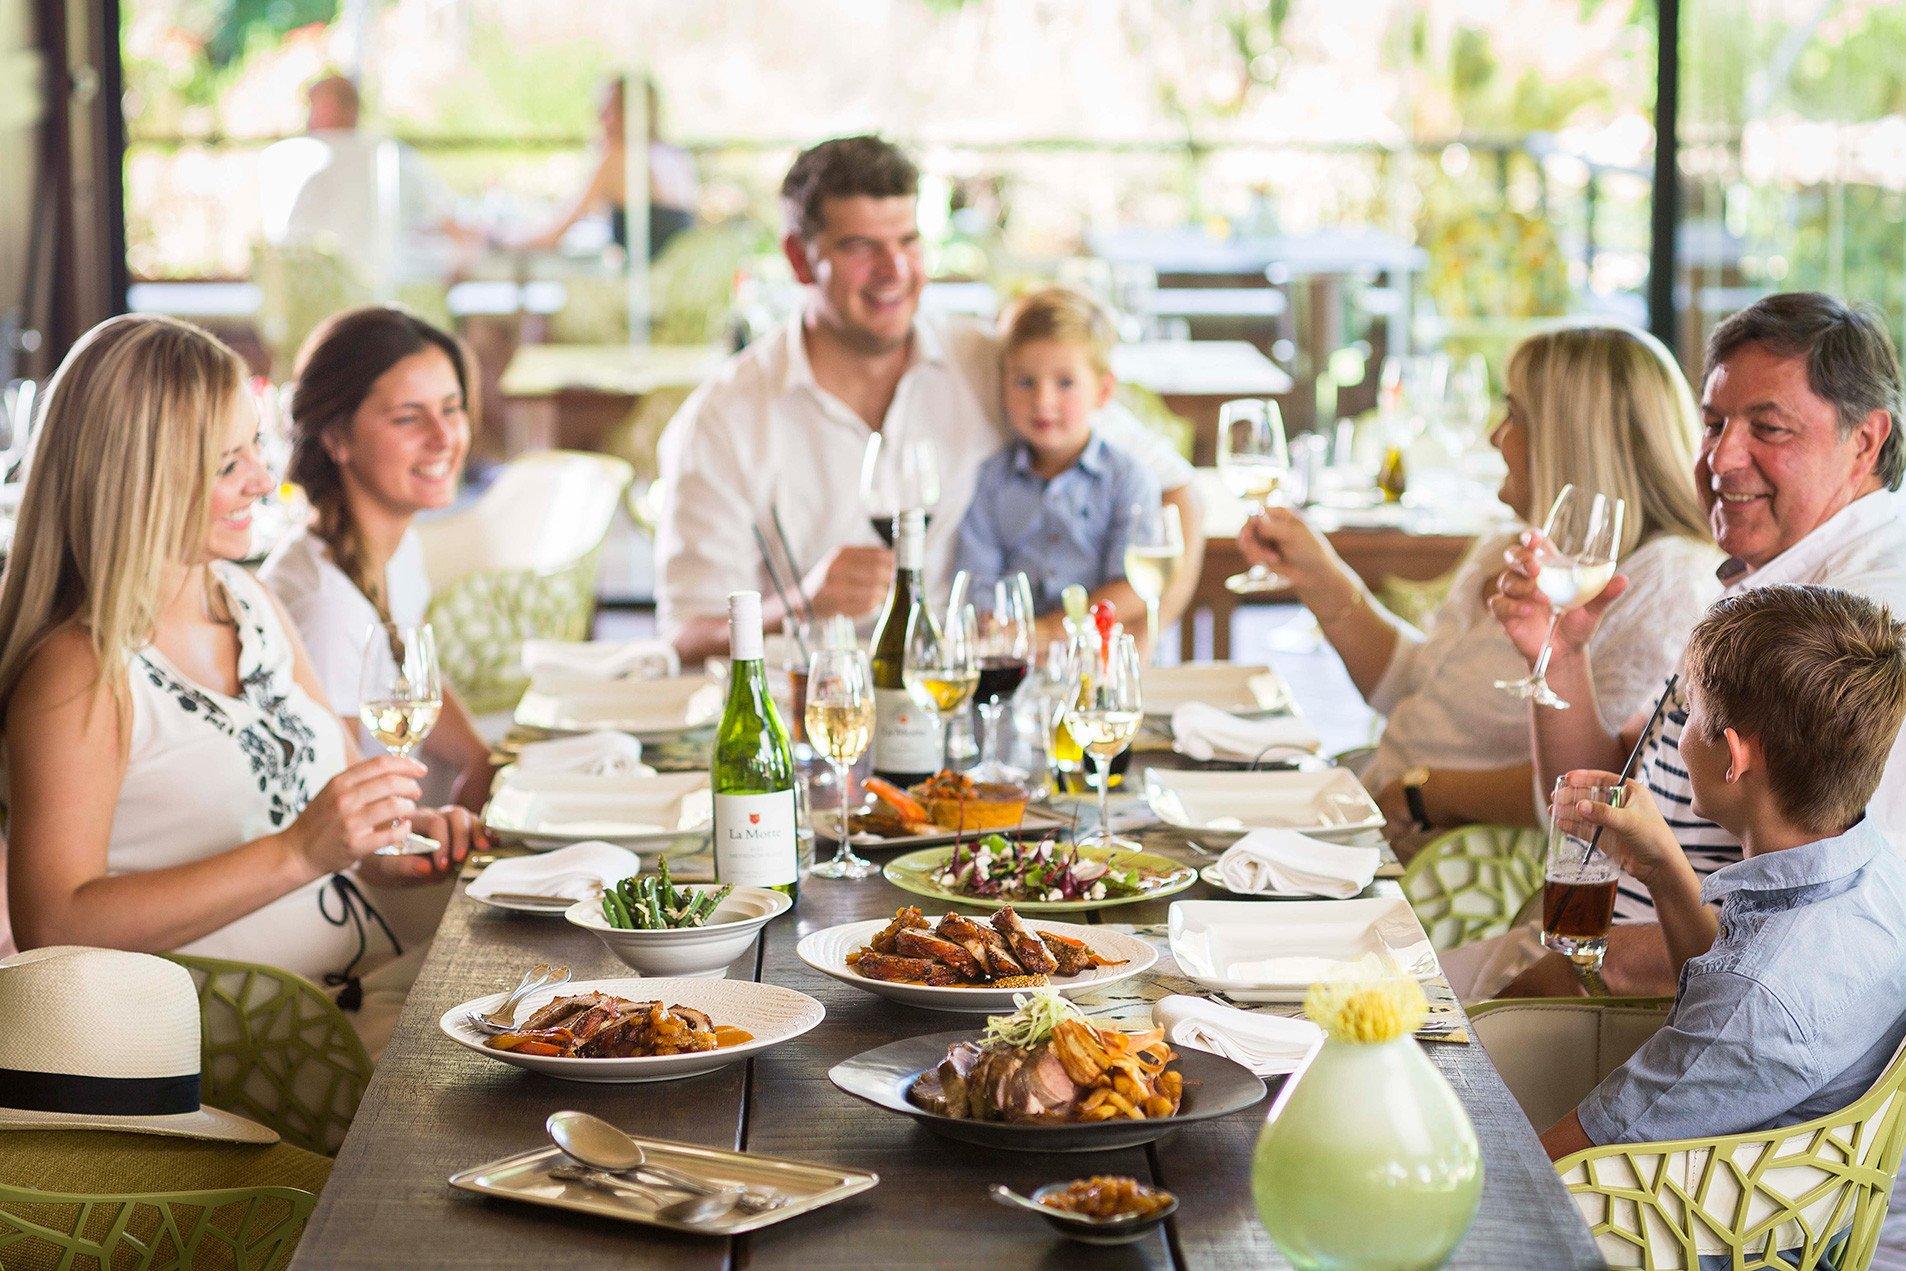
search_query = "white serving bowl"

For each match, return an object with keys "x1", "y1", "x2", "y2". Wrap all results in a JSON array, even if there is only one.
[{"x1": 564, "y1": 885, "x2": 791, "y2": 978}]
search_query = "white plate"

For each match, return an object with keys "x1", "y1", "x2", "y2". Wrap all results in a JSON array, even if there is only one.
[
  {"x1": 1167, "y1": 898, "x2": 1438, "y2": 1002},
  {"x1": 483, "y1": 771, "x2": 712, "y2": 851},
  {"x1": 514, "y1": 674, "x2": 724, "y2": 737},
  {"x1": 796, "y1": 916, "x2": 1156, "y2": 1013},
  {"x1": 1140, "y1": 662, "x2": 1288, "y2": 717},
  {"x1": 440, "y1": 976, "x2": 824, "y2": 1082},
  {"x1": 1143, "y1": 767, "x2": 1384, "y2": 838}
]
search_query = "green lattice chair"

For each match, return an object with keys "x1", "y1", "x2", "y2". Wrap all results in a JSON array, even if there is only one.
[
  {"x1": 251, "y1": 240, "x2": 374, "y2": 380},
  {"x1": 0, "y1": 1173, "x2": 317, "y2": 1271},
  {"x1": 1471, "y1": 997, "x2": 1906, "y2": 1269},
  {"x1": 1400, "y1": 822, "x2": 1546, "y2": 952},
  {"x1": 417, "y1": 451, "x2": 634, "y2": 715},
  {"x1": 165, "y1": 954, "x2": 373, "y2": 1158}
]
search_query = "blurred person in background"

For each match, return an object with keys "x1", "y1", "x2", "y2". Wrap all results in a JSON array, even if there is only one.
[{"x1": 523, "y1": 77, "x2": 699, "y2": 261}]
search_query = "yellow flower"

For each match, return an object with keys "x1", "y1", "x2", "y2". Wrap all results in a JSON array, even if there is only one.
[{"x1": 1305, "y1": 970, "x2": 1429, "y2": 1045}]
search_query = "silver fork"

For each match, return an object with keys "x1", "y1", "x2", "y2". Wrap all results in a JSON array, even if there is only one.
[{"x1": 465, "y1": 963, "x2": 569, "y2": 1035}]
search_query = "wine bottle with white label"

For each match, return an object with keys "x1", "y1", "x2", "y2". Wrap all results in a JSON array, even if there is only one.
[
  {"x1": 869, "y1": 508, "x2": 942, "y2": 785},
  {"x1": 712, "y1": 590, "x2": 799, "y2": 898}
]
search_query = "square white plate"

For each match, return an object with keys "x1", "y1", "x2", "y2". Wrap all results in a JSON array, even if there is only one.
[
  {"x1": 1140, "y1": 662, "x2": 1289, "y2": 717},
  {"x1": 483, "y1": 770, "x2": 712, "y2": 851},
  {"x1": 514, "y1": 674, "x2": 724, "y2": 736},
  {"x1": 1168, "y1": 897, "x2": 1438, "y2": 1002},
  {"x1": 1144, "y1": 767, "x2": 1384, "y2": 837}
]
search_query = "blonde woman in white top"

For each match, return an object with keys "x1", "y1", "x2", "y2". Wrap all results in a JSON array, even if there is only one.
[
  {"x1": 1237, "y1": 325, "x2": 1720, "y2": 844},
  {"x1": 260, "y1": 305, "x2": 494, "y2": 811},
  {"x1": 0, "y1": 315, "x2": 480, "y2": 1046}
]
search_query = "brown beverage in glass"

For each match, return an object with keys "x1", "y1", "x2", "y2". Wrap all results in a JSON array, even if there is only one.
[{"x1": 1541, "y1": 779, "x2": 1621, "y2": 969}]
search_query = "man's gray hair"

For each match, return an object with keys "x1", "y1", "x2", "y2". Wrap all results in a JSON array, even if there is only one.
[{"x1": 1705, "y1": 292, "x2": 1904, "y2": 491}]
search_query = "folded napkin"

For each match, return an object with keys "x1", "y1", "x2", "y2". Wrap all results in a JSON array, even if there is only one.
[
  {"x1": 1215, "y1": 829, "x2": 1380, "y2": 899},
  {"x1": 1170, "y1": 702, "x2": 1321, "y2": 763},
  {"x1": 511, "y1": 731, "x2": 652, "y2": 779},
  {"x1": 521, "y1": 638, "x2": 679, "y2": 682},
  {"x1": 1152, "y1": 995, "x2": 1322, "y2": 1077},
  {"x1": 466, "y1": 841, "x2": 639, "y2": 903}
]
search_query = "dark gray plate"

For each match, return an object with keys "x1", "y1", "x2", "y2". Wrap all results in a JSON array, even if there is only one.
[{"x1": 828, "y1": 1029, "x2": 1267, "y2": 1152}]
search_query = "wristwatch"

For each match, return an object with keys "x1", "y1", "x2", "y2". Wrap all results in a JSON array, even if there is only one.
[{"x1": 1400, "y1": 766, "x2": 1433, "y2": 832}]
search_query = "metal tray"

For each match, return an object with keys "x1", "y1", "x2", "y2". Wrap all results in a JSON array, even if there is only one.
[{"x1": 448, "y1": 1137, "x2": 878, "y2": 1236}]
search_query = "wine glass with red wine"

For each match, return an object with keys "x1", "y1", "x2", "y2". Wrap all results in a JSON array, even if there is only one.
[
  {"x1": 970, "y1": 573, "x2": 1034, "y2": 782},
  {"x1": 860, "y1": 432, "x2": 941, "y2": 547}
]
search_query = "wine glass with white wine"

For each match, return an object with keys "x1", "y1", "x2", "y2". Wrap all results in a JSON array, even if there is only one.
[
  {"x1": 358, "y1": 622, "x2": 442, "y2": 856},
  {"x1": 805, "y1": 642, "x2": 878, "y2": 880},
  {"x1": 1218, "y1": 398, "x2": 1292, "y2": 594},
  {"x1": 1493, "y1": 484, "x2": 1625, "y2": 710},
  {"x1": 1123, "y1": 500, "x2": 1184, "y2": 663},
  {"x1": 1068, "y1": 630, "x2": 1144, "y2": 851},
  {"x1": 903, "y1": 602, "x2": 978, "y2": 774}
]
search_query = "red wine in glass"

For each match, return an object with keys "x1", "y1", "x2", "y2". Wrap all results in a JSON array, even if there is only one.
[{"x1": 975, "y1": 655, "x2": 1029, "y2": 705}]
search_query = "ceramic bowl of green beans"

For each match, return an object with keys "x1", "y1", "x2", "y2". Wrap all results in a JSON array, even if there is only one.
[{"x1": 563, "y1": 874, "x2": 792, "y2": 978}]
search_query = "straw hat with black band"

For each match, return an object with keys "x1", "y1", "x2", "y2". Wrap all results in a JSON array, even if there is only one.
[{"x1": 0, "y1": 946, "x2": 277, "y2": 1144}]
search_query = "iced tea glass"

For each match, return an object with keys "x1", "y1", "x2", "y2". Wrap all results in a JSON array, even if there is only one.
[{"x1": 1541, "y1": 777, "x2": 1623, "y2": 970}]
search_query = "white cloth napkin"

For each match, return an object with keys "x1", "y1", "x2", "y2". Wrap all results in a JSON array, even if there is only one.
[
  {"x1": 1170, "y1": 702, "x2": 1321, "y2": 762},
  {"x1": 510, "y1": 731, "x2": 651, "y2": 778},
  {"x1": 1152, "y1": 995, "x2": 1322, "y2": 1077},
  {"x1": 1215, "y1": 828, "x2": 1380, "y2": 899},
  {"x1": 521, "y1": 638, "x2": 679, "y2": 682},
  {"x1": 466, "y1": 841, "x2": 640, "y2": 903}
]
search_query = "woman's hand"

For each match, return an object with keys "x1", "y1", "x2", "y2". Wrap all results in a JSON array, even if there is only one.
[
  {"x1": 358, "y1": 806, "x2": 488, "y2": 886},
  {"x1": 1487, "y1": 530, "x2": 1630, "y2": 666},
  {"x1": 1551, "y1": 772, "x2": 1681, "y2": 890},
  {"x1": 279, "y1": 755, "x2": 427, "y2": 877},
  {"x1": 1236, "y1": 506, "x2": 1351, "y2": 602}
]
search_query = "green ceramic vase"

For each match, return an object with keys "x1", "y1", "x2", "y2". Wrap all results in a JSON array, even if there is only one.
[{"x1": 1252, "y1": 1035, "x2": 1484, "y2": 1269}]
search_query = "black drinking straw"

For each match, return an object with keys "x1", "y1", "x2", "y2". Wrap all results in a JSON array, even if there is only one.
[
  {"x1": 751, "y1": 524, "x2": 810, "y2": 663},
  {"x1": 1581, "y1": 672, "x2": 1678, "y2": 865}
]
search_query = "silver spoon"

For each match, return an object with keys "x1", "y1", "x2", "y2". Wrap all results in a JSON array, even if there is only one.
[
  {"x1": 545, "y1": 1165, "x2": 735, "y2": 1224},
  {"x1": 547, "y1": 1111, "x2": 776, "y2": 1213}
]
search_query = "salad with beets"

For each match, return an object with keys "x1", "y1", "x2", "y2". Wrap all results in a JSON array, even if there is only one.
[{"x1": 930, "y1": 834, "x2": 1158, "y2": 903}]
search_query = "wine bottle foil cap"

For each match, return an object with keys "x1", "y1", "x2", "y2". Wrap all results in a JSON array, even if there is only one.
[
  {"x1": 728, "y1": 589, "x2": 764, "y2": 660},
  {"x1": 896, "y1": 508, "x2": 925, "y2": 567}
]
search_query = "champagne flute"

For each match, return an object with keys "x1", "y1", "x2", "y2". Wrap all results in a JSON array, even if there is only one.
[
  {"x1": 1218, "y1": 398, "x2": 1291, "y2": 594},
  {"x1": 903, "y1": 602, "x2": 978, "y2": 774},
  {"x1": 860, "y1": 433, "x2": 942, "y2": 547},
  {"x1": 805, "y1": 643, "x2": 878, "y2": 880},
  {"x1": 358, "y1": 622, "x2": 442, "y2": 856},
  {"x1": 1123, "y1": 500, "x2": 1184, "y2": 664},
  {"x1": 1068, "y1": 631, "x2": 1143, "y2": 850},
  {"x1": 971, "y1": 574, "x2": 1034, "y2": 782},
  {"x1": 1494, "y1": 484, "x2": 1626, "y2": 710}
]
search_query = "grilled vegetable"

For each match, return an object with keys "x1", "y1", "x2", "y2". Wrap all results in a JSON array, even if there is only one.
[{"x1": 602, "y1": 861, "x2": 734, "y2": 930}]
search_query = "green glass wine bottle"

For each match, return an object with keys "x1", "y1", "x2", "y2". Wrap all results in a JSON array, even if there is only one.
[
  {"x1": 868, "y1": 508, "x2": 941, "y2": 785},
  {"x1": 711, "y1": 590, "x2": 798, "y2": 899}
]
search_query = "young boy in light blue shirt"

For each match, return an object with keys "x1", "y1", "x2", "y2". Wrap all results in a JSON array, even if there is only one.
[{"x1": 1544, "y1": 585, "x2": 1906, "y2": 1173}]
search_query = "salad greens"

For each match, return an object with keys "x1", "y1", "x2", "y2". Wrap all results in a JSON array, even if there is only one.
[{"x1": 930, "y1": 834, "x2": 1154, "y2": 903}]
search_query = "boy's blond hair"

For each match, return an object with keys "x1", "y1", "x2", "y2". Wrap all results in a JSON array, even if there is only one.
[
  {"x1": 1683, "y1": 584, "x2": 1906, "y2": 834},
  {"x1": 998, "y1": 286, "x2": 1116, "y2": 376}
]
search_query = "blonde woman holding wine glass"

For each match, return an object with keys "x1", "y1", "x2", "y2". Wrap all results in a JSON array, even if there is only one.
[
  {"x1": 0, "y1": 315, "x2": 481, "y2": 1053},
  {"x1": 1235, "y1": 325, "x2": 1719, "y2": 843}
]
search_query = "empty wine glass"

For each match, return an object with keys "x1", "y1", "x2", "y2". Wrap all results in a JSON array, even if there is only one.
[
  {"x1": 1029, "y1": 636, "x2": 1084, "y2": 797},
  {"x1": 1068, "y1": 630, "x2": 1143, "y2": 850},
  {"x1": 860, "y1": 433, "x2": 941, "y2": 547},
  {"x1": 971, "y1": 574, "x2": 1033, "y2": 782},
  {"x1": 805, "y1": 642, "x2": 878, "y2": 880},
  {"x1": 1494, "y1": 484, "x2": 1626, "y2": 710},
  {"x1": 1218, "y1": 399, "x2": 1291, "y2": 595},
  {"x1": 358, "y1": 622, "x2": 442, "y2": 855},
  {"x1": 903, "y1": 602, "x2": 977, "y2": 773},
  {"x1": 1124, "y1": 501, "x2": 1184, "y2": 663}
]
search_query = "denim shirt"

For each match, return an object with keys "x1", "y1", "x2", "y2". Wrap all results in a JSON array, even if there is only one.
[
  {"x1": 1578, "y1": 820, "x2": 1906, "y2": 1145},
  {"x1": 953, "y1": 431, "x2": 1161, "y2": 613}
]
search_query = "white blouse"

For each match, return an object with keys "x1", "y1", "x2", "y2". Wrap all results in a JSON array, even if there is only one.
[{"x1": 1360, "y1": 531, "x2": 1723, "y2": 798}]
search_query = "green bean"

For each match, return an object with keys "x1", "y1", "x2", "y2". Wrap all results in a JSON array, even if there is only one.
[{"x1": 603, "y1": 889, "x2": 631, "y2": 930}]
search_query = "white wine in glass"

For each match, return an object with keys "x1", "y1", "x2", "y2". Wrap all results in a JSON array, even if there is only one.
[
  {"x1": 1494, "y1": 484, "x2": 1625, "y2": 710},
  {"x1": 903, "y1": 602, "x2": 978, "y2": 773},
  {"x1": 358, "y1": 621, "x2": 442, "y2": 856},
  {"x1": 806, "y1": 641, "x2": 878, "y2": 881},
  {"x1": 1218, "y1": 398, "x2": 1292, "y2": 594},
  {"x1": 1067, "y1": 631, "x2": 1143, "y2": 851},
  {"x1": 1122, "y1": 501, "x2": 1184, "y2": 663}
]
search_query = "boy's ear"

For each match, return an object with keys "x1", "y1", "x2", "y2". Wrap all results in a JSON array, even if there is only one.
[
  {"x1": 1093, "y1": 370, "x2": 1116, "y2": 411},
  {"x1": 1722, "y1": 726, "x2": 1758, "y2": 782}
]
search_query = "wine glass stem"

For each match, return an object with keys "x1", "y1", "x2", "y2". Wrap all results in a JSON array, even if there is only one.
[
  {"x1": 1093, "y1": 753, "x2": 1111, "y2": 840},
  {"x1": 1531, "y1": 613, "x2": 1562, "y2": 681},
  {"x1": 977, "y1": 700, "x2": 1002, "y2": 769},
  {"x1": 835, "y1": 757, "x2": 852, "y2": 868}
]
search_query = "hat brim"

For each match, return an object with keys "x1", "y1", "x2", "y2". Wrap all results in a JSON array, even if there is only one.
[{"x1": 0, "y1": 1103, "x2": 278, "y2": 1145}]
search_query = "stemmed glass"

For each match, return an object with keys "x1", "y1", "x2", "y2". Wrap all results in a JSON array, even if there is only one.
[
  {"x1": 1218, "y1": 398, "x2": 1291, "y2": 594},
  {"x1": 903, "y1": 602, "x2": 978, "y2": 773},
  {"x1": 1027, "y1": 637, "x2": 1083, "y2": 797},
  {"x1": 971, "y1": 575, "x2": 1033, "y2": 782},
  {"x1": 804, "y1": 643, "x2": 878, "y2": 880},
  {"x1": 860, "y1": 433, "x2": 941, "y2": 547},
  {"x1": 1493, "y1": 484, "x2": 1626, "y2": 710},
  {"x1": 1067, "y1": 631, "x2": 1144, "y2": 850},
  {"x1": 1124, "y1": 501, "x2": 1184, "y2": 663},
  {"x1": 358, "y1": 622, "x2": 442, "y2": 856}
]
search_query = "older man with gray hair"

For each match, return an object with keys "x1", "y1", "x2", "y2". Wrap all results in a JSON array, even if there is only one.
[{"x1": 1455, "y1": 291, "x2": 1906, "y2": 1002}]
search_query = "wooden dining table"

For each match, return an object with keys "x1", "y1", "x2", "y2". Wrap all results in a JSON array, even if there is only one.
[{"x1": 292, "y1": 754, "x2": 1601, "y2": 1268}]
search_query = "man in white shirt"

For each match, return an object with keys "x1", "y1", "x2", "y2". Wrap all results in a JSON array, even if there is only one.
[
  {"x1": 654, "y1": 135, "x2": 1202, "y2": 662},
  {"x1": 1459, "y1": 292, "x2": 1906, "y2": 1001}
]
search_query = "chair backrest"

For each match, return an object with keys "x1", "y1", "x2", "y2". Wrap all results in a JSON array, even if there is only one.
[
  {"x1": 1556, "y1": 1029, "x2": 1906, "y2": 1269},
  {"x1": 251, "y1": 239, "x2": 374, "y2": 380},
  {"x1": 165, "y1": 954, "x2": 372, "y2": 1157},
  {"x1": 0, "y1": 1179, "x2": 316, "y2": 1270},
  {"x1": 415, "y1": 450, "x2": 634, "y2": 590},
  {"x1": 1470, "y1": 996, "x2": 1674, "y2": 1132},
  {"x1": 1401, "y1": 823, "x2": 1547, "y2": 952}
]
